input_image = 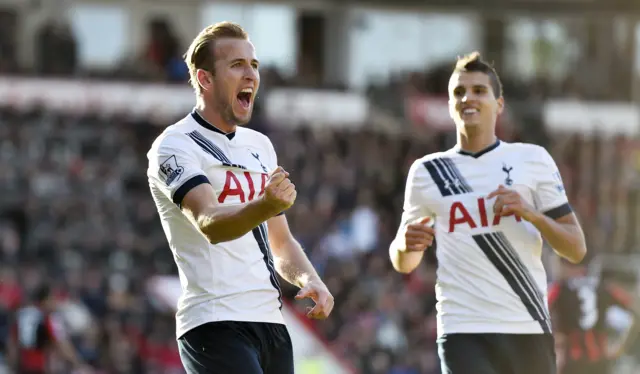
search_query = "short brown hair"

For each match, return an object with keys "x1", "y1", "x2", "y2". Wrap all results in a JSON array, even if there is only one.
[
  {"x1": 453, "y1": 51, "x2": 503, "y2": 98},
  {"x1": 184, "y1": 21, "x2": 249, "y2": 93}
]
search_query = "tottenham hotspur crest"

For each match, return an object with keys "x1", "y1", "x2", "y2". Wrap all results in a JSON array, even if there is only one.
[
  {"x1": 502, "y1": 163, "x2": 513, "y2": 186},
  {"x1": 251, "y1": 152, "x2": 268, "y2": 173},
  {"x1": 159, "y1": 155, "x2": 184, "y2": 186}
]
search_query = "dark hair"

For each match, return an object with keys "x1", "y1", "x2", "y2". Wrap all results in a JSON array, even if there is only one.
[
  {"x1": 453, "y1": 51, "x2": 503, "y2": 98},
  {"x1": 32, "y1": 284, "x2": 52, "y2": 303}
]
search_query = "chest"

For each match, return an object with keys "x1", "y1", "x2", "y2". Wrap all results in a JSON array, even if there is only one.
[
  {"x1": 195, "y1": 139, "x2": 272, "y2": 205},
  {"x1": 423, "y1": 156, "x2": 538, "y2": 232}
]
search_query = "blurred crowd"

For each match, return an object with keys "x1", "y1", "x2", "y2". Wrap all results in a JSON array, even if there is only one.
[{"x1": 0, "y1": 94, "x2": 638, "y2": 373}]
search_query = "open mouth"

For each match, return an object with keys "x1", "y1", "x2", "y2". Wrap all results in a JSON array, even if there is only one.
[
  {"x1": 461, "y1": 107, "x2": 479, "y2": 116},
  {"x1": 236, "y1": 89, "x2": 253, "y2": 109}
]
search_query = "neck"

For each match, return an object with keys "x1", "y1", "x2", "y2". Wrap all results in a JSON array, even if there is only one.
[
  {"x1": 456, "y1": 126, "x2": 497, "y2": 154},
  {"x1": 195, "y1": 98, "x2": 235, "y2": 134}
]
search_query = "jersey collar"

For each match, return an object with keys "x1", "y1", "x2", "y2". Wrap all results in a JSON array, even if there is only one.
[
  {"x1": 456, "y1": 139, "x2": 501, "y2": 158},
  {"x1": 191, "y1": 109, "x2": 236, "y2": 140}
]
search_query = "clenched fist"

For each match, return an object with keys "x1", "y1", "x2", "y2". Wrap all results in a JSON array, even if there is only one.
[
  {"x1": 262, "y1": 166, "x2": 297, "y2": 213},
  {"x1": 487, "y1": 185, "x2": 537, "y2": 222},
  {"x1": 400, "y1": 216, "x2": 435, "y2": 252}
]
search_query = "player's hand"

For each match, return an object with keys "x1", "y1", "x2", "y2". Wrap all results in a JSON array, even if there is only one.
[
  {"x1": 262, "y1": 166, "x2": 297, "y2": 213},
  {"x1": 295, "y1": 279, "x2": 334, "y2": 320},
  {"x1": 487, "y1": 185, "x2": 537, "y2": 222},
  {"x1": 400, "y1": 216, "x2": 434, "y2": 252}
]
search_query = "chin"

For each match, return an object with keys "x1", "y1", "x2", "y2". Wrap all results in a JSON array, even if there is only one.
[
  {"x1": 229, "y1": 106, "x2": 253, "y2": 126},
  {"x1": 234, "y1": 113, "x2": 252, "y2": 126},
  {"x1": 455, "y1": 120, "x2": 480, "y2": 129}
]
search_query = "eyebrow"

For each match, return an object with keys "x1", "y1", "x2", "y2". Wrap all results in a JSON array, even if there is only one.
[
  {"x1": 230, "y1": 58, "x2": 260, "y2": 66},
  {"x1": 453, "y1": 84, "x2": 489, "y2": 91}
]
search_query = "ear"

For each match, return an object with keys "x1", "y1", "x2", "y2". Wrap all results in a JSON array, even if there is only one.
[
  {"x1": 196, "y1": 69, "x2": 212, "y2": 91},
  {"x1": 496, "y1": 96, "x2": 505, "y2": 115}
]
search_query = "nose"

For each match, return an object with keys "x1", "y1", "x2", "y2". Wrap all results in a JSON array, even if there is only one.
[
  {"x1": 244, "y1": 66, "x2": 258, "y2": 82},
  {"x1": 461, "y1": 91, "x2": 477, "y2": 104}
]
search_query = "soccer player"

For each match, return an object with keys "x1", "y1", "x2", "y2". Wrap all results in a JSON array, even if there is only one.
[
  {"x1": 146, "y1": 22, "x2": 334, "y2": 374},
  {"x1": 6, "y1": 285, "x2": 90, "y2": 374},
  {"x1": 549, "y1": 259, "x2": 640, "y2": 374},
  {"x1": 389, "y1": 52, "x2": 587, "y2": 374}
]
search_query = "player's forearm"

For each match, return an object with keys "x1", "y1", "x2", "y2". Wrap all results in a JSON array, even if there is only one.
[
  {"x1": 57, "y1": 340, "x2": 84, "y2": 368},
  {"x1": 529, "y1": 213, "x2": 586, "y2": 263},
  {"x1": 273, "y1": 238, "x2": 321, "y2": 288},
  {"x1": 389, "y1": 237, "x2": 424, "y2": 274},
  {"x1": 197, "y1": 199, "x2": 279, "y2": 244}
]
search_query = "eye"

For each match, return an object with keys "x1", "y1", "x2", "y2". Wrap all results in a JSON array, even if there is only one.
[{"x1": 474, "y1": 87, "x2": 487, "y2": 95}]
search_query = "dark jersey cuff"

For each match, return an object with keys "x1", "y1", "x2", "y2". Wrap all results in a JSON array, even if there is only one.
[
  {"x1": 173, "y1": 175, "x2": 210, "y2": 208},
  {"x1": 543, "y1": 202, "x2": 573, "y2": 220}
]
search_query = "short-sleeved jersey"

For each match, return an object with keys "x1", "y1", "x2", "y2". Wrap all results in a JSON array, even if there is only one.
[
  {"x1": 401, "y1": 140, "x2": 572, "y2": 337},
  {"x1": 147, "y1": 110, "x2": 284, "y2": 339},
  {"x1": 11, "y1": 306, "x2": 65, "y2": 372},
  {"x1": 549, "y1": 276, "x2": 632, "y2": 364}
]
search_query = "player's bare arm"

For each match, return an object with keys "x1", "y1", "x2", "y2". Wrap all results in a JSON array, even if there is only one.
[
  {"x1": 389, "y1": 216, "x2": 434, "y2": 274},
  {"x1": 182, "y1": 166, "x2": 296, "y2": 244},
  {"x1": 488, "y1": 185, "x2": 587, "y2": 263},
  {"x1": 268, "y1": 214, "x2": 334, "y2": 319},
  {"x1": 56, "y1": 339, "x2": 92, "y2": 373}
]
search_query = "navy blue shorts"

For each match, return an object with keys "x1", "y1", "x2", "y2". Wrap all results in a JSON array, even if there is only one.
[
  {"x1": 178, "y1": 321, "x2": 294, "y2": 374},
  {"x1": 438, "y1": 333, "x2": 556, "y2": 374}
]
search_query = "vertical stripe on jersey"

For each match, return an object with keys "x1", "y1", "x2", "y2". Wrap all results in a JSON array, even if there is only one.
[
  {"x1": 252, "y1": 223, "x2": 283, "y2": 309},
  {"x1": 423, "y1": 158, "x2": 472, "y2": 196},
  {"x1": 186, "y1": 131, "x2": 233, "y2": 164},
  {"x1": 472, "y1": 232, "x2": 552, "y2": 333}
]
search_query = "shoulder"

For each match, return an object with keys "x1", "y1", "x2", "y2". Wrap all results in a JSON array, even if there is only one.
[
  {"x1": 237, "y1": 127, "x2": 273, "y2": 146},
  {"x1": 409, "y1": 150, "x2": 460, "y2": 174},
  {"x1": 148, "y1": 118, "x2": 198, "y2": 157},
  {"x1": 502, "y1": 142, "x2": 555, "y2": 168},
  {"x1": 412, "y1": 150, "x2": 456, "y2": 166},
  {"x1": 406, "y1": 151, "x2": 452, "y2": 181},
  {"x1": 236, "y1": 127, "x2": 276, "y2": 160}
]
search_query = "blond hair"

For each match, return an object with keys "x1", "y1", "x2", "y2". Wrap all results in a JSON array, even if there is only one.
[{"x1": 184, "y1": 21, "x2": 249, "y2": 93}]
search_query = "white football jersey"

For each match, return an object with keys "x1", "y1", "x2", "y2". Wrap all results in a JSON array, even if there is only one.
[
  {"x1": 401, "y1": 140, "x2": 571, "y2": 337},
  {"x1": 147, "y1": 110, "x2": 284, "y2": 339}
]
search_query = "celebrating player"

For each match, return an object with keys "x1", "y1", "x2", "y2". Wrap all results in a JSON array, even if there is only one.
[
  {"x1": 147, "y1": 22, "x2": 333, "y2": 374},
  {"x1": 549, "y1": 259, "x2": 640, "y2": 374},
  {"x1": 389, "y1": 52, "x2": 587, "y2": 374}
]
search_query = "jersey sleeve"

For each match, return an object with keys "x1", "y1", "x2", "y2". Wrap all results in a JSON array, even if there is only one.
[
  {"x1": 533, "y1": 147, "x2": 573, "y2": 219},
  {"x1": 399, "y1": 159, "x2": 435, "y2": 227},
  {"x1": 147, "y1": 133, "x2": 210, "y2": 208}
]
